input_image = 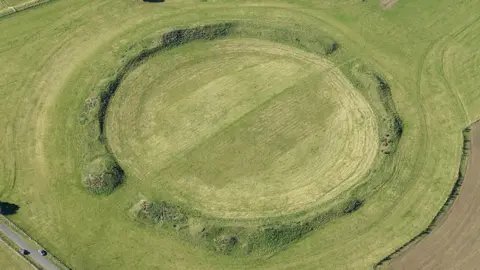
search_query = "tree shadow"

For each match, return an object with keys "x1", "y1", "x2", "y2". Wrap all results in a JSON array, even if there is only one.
[{"x1": 0, "y1": 202, "x2": 19, "y2": 215}]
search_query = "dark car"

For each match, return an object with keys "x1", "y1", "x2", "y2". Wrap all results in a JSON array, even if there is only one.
[
  {"x1": 19, "y1": 249, "x2": 30, "y2": 255},
  {"x1": 38, "y1": 249, "x2": 47, "y2": 256}
]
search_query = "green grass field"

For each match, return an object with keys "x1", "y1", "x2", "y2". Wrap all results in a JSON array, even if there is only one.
[
  {"x1": 1, "y1": 0, "x2": 480, "y2": 269},
  {"x1": 0, "y1": 240, "x2": 31, "y2": 270},
  {"x1": 107, "y1": 38, "x2": 378, "y2": 220}
]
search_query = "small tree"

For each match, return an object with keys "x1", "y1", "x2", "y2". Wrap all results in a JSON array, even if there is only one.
[
  {"x1": 343, "y1": 199, "x2": 363, "y2": 214},
  {"x1": 0, "y1": 201, "x2": 19, "y2": 215},
  {"x1": 325, "y1": 41, "x2": 339, "y2": 55}
]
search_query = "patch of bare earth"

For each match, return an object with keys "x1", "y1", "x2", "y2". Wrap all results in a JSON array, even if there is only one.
[
  {"x1": 380, "y1": 0, "x2": 398, "y2": 9},
  {"x1": 389, "y1": 122, "x2": 480, "y2": 270}
]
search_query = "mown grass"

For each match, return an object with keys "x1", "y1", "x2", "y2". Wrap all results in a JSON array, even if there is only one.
[
  {"x1": 102, "y1": 26, "x2": 379, "y2": 254},
  {"x1": 374, "y1": 125, "x2": 472, "y2": 268},
  {"x1": 0, "y1": 239, "x2": 32, "y2": 270},
  {"x1": 104, "y1": 21, "x2": 382, "y2": 219},
  {"x1": 78, "y1": 23, "x2": 235, "y2": 196},
  {"x1": 0, "y1": 0, "x2": 478, "y2": 269}
]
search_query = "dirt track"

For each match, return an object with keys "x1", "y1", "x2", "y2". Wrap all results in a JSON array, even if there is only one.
[{"x1": 390, "y1": 122, "x2": 480, "y2": 269}]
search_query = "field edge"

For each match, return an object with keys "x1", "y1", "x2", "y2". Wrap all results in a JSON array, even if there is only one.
[{"x1": 373, "y1": 121, "x2": 474, "y2": 269}]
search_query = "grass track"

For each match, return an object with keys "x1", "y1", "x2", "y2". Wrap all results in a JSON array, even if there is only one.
[{"x1": 0, "y1": 0, "x2": 479, "y2": 269}]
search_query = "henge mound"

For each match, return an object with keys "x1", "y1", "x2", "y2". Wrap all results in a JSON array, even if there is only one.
[{"x1": 82, "y1": 155, "x2": 124, "y2": 195}]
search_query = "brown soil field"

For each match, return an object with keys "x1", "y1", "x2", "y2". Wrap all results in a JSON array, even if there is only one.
[
  {"x1": 389, "y1": 122, "x2": 480, "y2": 269},
  {"x1": 380, "y1": 0, "x2": 399, "y2": 9}
]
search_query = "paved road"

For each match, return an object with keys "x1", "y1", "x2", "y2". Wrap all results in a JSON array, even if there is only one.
[{"x1": 0, "y1": 222, "x2": 59, "y2": 270}]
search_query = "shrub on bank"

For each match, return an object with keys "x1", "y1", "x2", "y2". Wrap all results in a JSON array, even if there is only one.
[
  {"x1": 130, "y1": 199, "x2": 187, "y2": 225},
  {"x1": 82, "y1": 155, "x2": 124, "y2": 195}
]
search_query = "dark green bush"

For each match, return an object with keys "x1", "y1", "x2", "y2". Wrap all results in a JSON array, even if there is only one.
[
  {"x1": 0, "y1": 201, "x2": 19, "y2": 215},
  {"x1": 393, "y1": 115, "x2": 403, "y2": 137},
  {"x1": 325, "y1": 40, "x2": 339, "y2": 55},
  {"x1": 131, "y1": 200, "x2": 187, "y2": 224},
  {"x1": 373, "y1": 73, "x2": 404, "y2": 154},
  {"x1": 375, "y1": 74, "x2": 390, "y2": 93},
  {"x1": 82, "y1": 155, "x2": 124, "y2": 195},
  {"x1": 343, "y1": 199, "x2": 363, "y2": 214},
  {"x1": 261, "y1": 224, "x2": 313, "y2": 247},
  {"x1": 161, "y1": 23, "x2": 234, "y2": 48}
]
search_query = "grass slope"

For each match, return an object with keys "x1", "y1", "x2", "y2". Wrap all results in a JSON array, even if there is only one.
[
  {"x1": 0, "y1": 0, "x2": 478, "y2": 269},
  {"x1": 0, "y1": 240, "x2": 31, "y2": 270}
]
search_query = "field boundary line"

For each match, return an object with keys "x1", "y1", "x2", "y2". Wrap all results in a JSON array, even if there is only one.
[
  {"x1": 373, "y1": 121, "x2": 476, "y2": 269},
  {"x1": 0, "y1": 215, "x2": 70, "y2": 270},
  {"x1": 373, "y1": 16, "x2": 480, "y2": 268},
  {"x1": 0, "y1": 0, "x2": 53, "y2": 19},
  {"x1": 0, "y1": 231, "x2": 40, "y2": 269}
]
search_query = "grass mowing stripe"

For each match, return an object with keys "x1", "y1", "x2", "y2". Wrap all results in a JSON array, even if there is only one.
[{"x1": 1, "y1": 0, "x2": 479, "y2": 269}]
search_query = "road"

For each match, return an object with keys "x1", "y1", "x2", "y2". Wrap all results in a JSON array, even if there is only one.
[{"x1": 0, "y1": 222, "x2": 59, "y2": 270}]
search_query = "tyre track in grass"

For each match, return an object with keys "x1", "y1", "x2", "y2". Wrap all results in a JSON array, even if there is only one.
[
  {"x1": 374, "y1": 15, "x2": 480, "y2": 268},
  {"x1": 389, "y1": 121, "x2": 480, "y2": 270},
  {"x1": 387, "y1": 17, "x2": 480, "y2": 270}
]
